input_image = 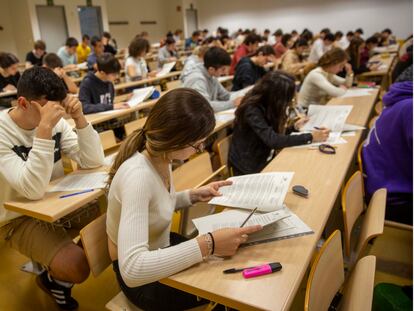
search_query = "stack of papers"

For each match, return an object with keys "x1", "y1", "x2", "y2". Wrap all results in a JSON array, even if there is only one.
[
  {"x1": 301, "y1": 105, "x2": 353, "y2": 133},
  {"x1": 230, "y1": 85, "x2": 254, "y2": 100},
  {"x1": 156, "y1": 62, "x2": 176, "y2": 77},
  {"x1": 215, "y1": 108, "x2": 236, "y2": 123},
  {"x1": 127, "y1": 86, "x2": 155, "y2": 107},
  {"x1": 208, "y1": 172, "x2": 294, "y2": 212},
  {"x1": 291, "y1": 132, "x2": 347, "y2": 148},
  {"x1": 48, "y1": 172, "x2": 108, "y2": 192},
  {"x1": 193, "y1": 206, "x2": 313, "y2": 246},
  {"x1": 340, "y1": 88, "x2": 376, "y2": 98},
  {"x1": 77, "y1": 62, "x2": 87, "y2": 70}
]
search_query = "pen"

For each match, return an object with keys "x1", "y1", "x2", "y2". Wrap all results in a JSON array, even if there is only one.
[
  {"x1": 239, "y1": 207, "x2": 258, "y2": 228},
  {"x1": 59, "y1": 189, "x2": 94, "y2": 199},
  {"x1": 313, "y1": 126, "x2": 323, "y2": 130}
]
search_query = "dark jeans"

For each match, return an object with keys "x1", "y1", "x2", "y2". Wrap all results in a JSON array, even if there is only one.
[
  {"x1": 112, "y1": 233, "x2": 208, "y2": 311},
  {"x1": 385, "y1": 193, "x2": 413, "y2": 225}
]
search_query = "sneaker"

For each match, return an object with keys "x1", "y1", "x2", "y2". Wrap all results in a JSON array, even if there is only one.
[{"x1": 36, "y1": 271, "x2": 79, "y2": 310}]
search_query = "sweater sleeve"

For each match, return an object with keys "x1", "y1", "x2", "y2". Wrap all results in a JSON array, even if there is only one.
[
  {"x1": 245, "y1": 106, "x2": 313, "y2": 149},
  {"x1": 175, "y1": 190, "x2": 192, "y2": 210},
  {"x1": 312, "y1": 72, "x2": 347, "y2": 97},
  {"x1": 59, "y1": 120, "x2": 105, "y2": 168},
  {"x1": 79, "y1": 81, "x2": 113, "y2": 114},
  {"x1": 117, "y1": 170, "x2": 203, "y2": 287},
  {"x1": 0, "y1": 135, "x2": 55, "y2": 200}
]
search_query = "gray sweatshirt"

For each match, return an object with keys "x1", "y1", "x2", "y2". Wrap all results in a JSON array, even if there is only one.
[{"x1": 183, "y1": 65, "x2": 235, "y2": 112}]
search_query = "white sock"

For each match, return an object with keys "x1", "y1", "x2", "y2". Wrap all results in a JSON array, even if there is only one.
[{"x1": 48, "y1": 273, "x2": 73, "y2": 288}]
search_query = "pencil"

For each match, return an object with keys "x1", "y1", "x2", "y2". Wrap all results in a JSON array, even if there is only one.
[{"x1": 240, "y1": 207, "x2": 258, "y2": 228}]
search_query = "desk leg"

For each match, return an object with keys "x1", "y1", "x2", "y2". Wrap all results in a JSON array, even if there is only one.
[{"x1": 20, "y1": 260, "x2": 44, "y2": 275}]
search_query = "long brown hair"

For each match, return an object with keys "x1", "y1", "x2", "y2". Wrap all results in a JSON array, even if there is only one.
[
  {"x1": 346, "y1": 37, "x2": 364, "y2": 69},
  {"x1": 318, "y1": 47, "x2": 349, "y2": 68},
  {"x1": 107, "y1": 88, "x2": 215, "y2": 187},
  {"x1": 235, "y1": 70, "x2": 296, "y2": 134}
]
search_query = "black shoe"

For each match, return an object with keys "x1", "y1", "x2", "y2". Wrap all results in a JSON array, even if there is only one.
[{"x1": 36, "y1": 271, "x2": 79, "y2": 310}]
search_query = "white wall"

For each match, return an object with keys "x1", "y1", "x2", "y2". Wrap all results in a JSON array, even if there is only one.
[
  {"x1": 194, "y1": 0, "x2": 413, "y2": 39},
  {"x1": 0, "y1": 0, "x2": 18, "y2": 56}
]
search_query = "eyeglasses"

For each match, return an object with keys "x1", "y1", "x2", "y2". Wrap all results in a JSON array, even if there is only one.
[{"x1": 189, "y1": 141, "x2": 205, "y2": 154}]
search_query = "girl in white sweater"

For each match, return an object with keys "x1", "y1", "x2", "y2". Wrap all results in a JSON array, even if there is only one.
[
  {"x1": 298, "y1": 47, "x2": 354, "y2": 110},
  {"x1": 106, "y1": 88, "x2": 262, "y2": 310}
]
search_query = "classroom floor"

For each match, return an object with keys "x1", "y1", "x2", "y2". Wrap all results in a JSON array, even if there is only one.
[{"x1": 1, "y1": 226, "x2": 412, "y2": 311}]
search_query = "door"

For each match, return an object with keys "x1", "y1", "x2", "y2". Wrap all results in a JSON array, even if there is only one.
[
  {"x1": 36, "y1": 5, "x2": 68, "y2": 53},
  {"x1": 185, "y1": 8, "x2": 198, "y2": 37},
  {"x1": 78, "y1": 6, "x2": 103, "y2": 39}
]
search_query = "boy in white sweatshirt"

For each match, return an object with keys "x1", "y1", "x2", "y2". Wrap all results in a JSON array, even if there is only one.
[{"x1": 0, "y1": 66, "x2": 104, "y2": 310}]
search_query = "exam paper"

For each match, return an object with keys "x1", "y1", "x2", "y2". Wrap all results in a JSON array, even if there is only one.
[
  {"x1": 156, "y1": 62, "x2": 176, "y2": 77},
  {"x1": 127, "y1": 86, "x2": 155, "y2": 107},
  {"x1": 301, "y1": 105, "x2": 353, "y2": 133},
  {"x1": 193, "y1": 209, "x2": 290, "y2": 234},
  {"x1": 339, "y1": 88, "x2": 375, "y2": 98},
  {"x1": 291, "y1": 132, "x2": 347, "y2": 148},
  {"x1": 104, "y1": 153, "x2": 118, "y2": 167},
  {"x1": 208, "y1": 172, "x2": 294, "y2": 211},
  {"x1": 215, "y1": 113, "x2": 235, "y2": 123},
  {"x1": 48, "y1": 172, "x2": 108, "y2": 192},
  {"x1": 342, "y1": 123, "x2": 365, "y2": 131},
  {"x1": 230, "y1": 85, "x2": 254, "y2": 100},
  {"x1": 77, "y1": 62, "x2": 87, "y2": 70}
]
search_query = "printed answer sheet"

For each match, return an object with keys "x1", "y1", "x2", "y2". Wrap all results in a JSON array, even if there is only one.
[
  {"x1": 301, "y1": 105, "x2": 353, "y2": 133},
  {"x1": 230, "y1": 85, "x2": 254, "y2": 100},
  {"x1": 339, "y1": 88, "x2": 376, "y2": 98},
  {"x1": 127, "y1": 86, "x2": 155, "y2": 107},
  {"x1": 48, "y1": 172, "x2": 108, "y2": 192},
  {"x1": 208, "y1": 172, "x2": 294, "y2": 211},
  {"x1": 156, "y1": 62, "x2": 176, "y2": 77}
]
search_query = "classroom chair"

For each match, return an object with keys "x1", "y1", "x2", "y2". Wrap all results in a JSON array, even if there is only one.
[
  {"x1": 80, "y1": 214, "x2": 220, "y2": 311},
  {"x1": 166, "y1": 79, "x2": 182, "y2": 90},
  {"x1": 368, "y1": 115, "x2": 379, "y2": 129},
  {"x1": 374, "y1": 100, "x2": 383, "y2": 115},
  {"x1": 124, "y1": 117, "x2": 148, "y2": 136},
  {"x1": 172, "y1": 152, "x2": 226, "y2": 237},
  {"x1": 216, "y1": 134, "x2": 233, "y2": 177},
  {"x1": 304, "y1": 230, "x2": 376, "y2": 311},
  {"x1": 99, "y1": 130, "x2": 120, "y2": 155},
  {"x1": 341, "y1": 171, "x2": 387, "y2": 262}
]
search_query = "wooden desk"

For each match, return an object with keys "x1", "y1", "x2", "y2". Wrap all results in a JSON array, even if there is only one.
[
  {"x1": 359, "y1": 54, "x2": 396, "y2": 78},
  {"x1": 114, "y1": 71, "x2": 181, "y2": 91},
  {"x1": 3, "y1": 168, "x2": 107, "y2": 223},
  {"x1": 161, "y1": 90, "x2": 379, "y2": 311},
  {"x1": 0, "y1": 90, "x2": 17, "y2": 98}
]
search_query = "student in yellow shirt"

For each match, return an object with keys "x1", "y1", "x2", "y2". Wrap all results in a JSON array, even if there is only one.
[{"x1": 76, "y1": 35, "x2": 91, "y2": 64}]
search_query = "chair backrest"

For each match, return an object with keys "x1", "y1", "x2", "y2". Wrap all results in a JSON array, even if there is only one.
[
  {"x1": 341, "y1": 171, "x2": 365, "y2": 256},
  {"x1": 369, "y1": 116, "x2": 379, "y2": 129},
  {"x1": 354, "y1": 188, "x2": 386, "y2": 260},
  {"x1": 216, "y1": 135, "x2": 232, "y2": 168},
  {"x1": 305, "y1": 230, "x2": 345, "y2": 311},
  {"x1": 79, "y1": 213, "x2": 111, "y2": 277},
  {"x1": 99, "y1": 130, "x2": 118, "y2": 152},
  {"x1": 340, "y1": 255, "x2": 376, "y2": 311},
  {"x1": 124, "y1": 117, "x2": 148, "y2": 137},
  {"x1": 166, "y1": 80, "x2": 182, "y2": 90}
]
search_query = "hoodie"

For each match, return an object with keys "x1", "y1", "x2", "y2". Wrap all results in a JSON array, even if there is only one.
[
  {"x1": 79, "y1": 72, "x2": 115, "y2": 114},
  {"x1": 362, "y1": 81, "x2": 413, "y2": 206}
]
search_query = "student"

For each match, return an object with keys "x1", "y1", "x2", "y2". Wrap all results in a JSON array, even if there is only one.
[
  {"x1": 263, "y1": 29, "x2": 271, "y2": 43},
  {"x1": 379, "y1": 28, "x2": 396, "y2": 47},
  {"x1": 79, "y1": 53, "x2": 129, "y2": 114},
  {"x1": 280, "y1": 38, "x2": 310, "y2": 78},
  {"x1": 125, "y1": 37, "x2": 156, "y2": 82},
  {"x1": 232, "y1": 45, "x2": 275, "y2": 91},
  {"x1": 360, "y1": 36, "x2": 379, "y2": 66},
  {"x1": 0, "y1": 52, "x2": 20, "y2": 94},
  {"x1": 270, "y1": 29, "x2": 284, "y2": 45},
  {"x1": 106, "y1": 87, "x2": 262, "y2": 310},
  {"x1": 230, "y1": 33, "x2": 262, "y2": 74},
  {"x1": 0, "y1": 66, "x2": 104, "y2": 310},
  {"x1": 346, "y1": 38, "x2": 380, "y2": 74},
  {"x1": 201, "y1": 28, "x2": 209, "y2": 39},
  {"x1": 183, "y1": 47, "x2": 243, "y2": 112},
  {"x1": 362, "y1": 67, "x2": 413, "y2": 225},
  {"x1": 57, "y1": 37, "x2": 79, "y2": 69},
  {"x1": 229, "y1": 71, "x2": 330, "y2": 175},
  {"x1": 25, "y1": 40, "x2": 47, "y2": 68},
  {"x1": 291, "y1": 30, "x2": 299, "y2": 42},
  {"x1": 158, "y1": 37, "x2": 178, "y2": 66},
  {"x1": 179, "y1": 45, "x2": 209, "y2": 82},
  {"x1": 339, "y1": 31, "x2": 354, "y2": 50},
  {"x1": 76, "y1": 34, "x2": 91, "y2": 64},
  {"x1": 43, "y1": 53, "x2": 78, "y2": 94},
  {"x1": 354, "y1": 28, "x2": 364, "y2": 39},
  {"x1": 308, "y1": 32, "x2": 335, "y2": 63},
  {"x1": 173, "y1": 29, "x2": 183, "y2": 42},
  {"x1": 102, "y1": 31, "x2": 117, "y2": 55},
  {"x1": 185, "y1": 31, "x2": 201, "y2": 50},
  {"x1": 333, "y1": 31, "x2": 344, "y2": 48},
  {"x1": 274, "y1": 34, "x2": 293, "y2": 59},
  {"x1": 298, "y1": 47, "x2": 353, "y2": 109},
  {"x1": 86, "y1": 36, "x2": 104, "y2": 72}
]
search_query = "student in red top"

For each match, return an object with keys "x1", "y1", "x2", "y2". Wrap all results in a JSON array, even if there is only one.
[
  {"x1": 274, "y1": 34, "x2": 293, "y2": 59},
  {"x1": 230, "y1": 33, "x2": 261, "y2": 74}
]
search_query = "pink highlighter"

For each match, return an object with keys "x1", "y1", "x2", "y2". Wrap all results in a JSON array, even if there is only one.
[{"x1": 242, "y1": 262, "x2": 282, "y2": 279}]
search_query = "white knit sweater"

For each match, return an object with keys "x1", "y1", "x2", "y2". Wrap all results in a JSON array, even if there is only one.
[{"x1": 106, "y1": 152, "x2": 203, "y2": 287}]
